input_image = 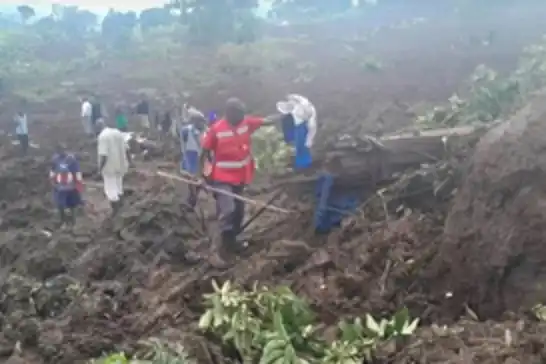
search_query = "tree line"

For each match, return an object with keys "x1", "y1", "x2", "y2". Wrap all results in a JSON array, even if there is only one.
[
  {"x1": 3, "y1": 0, "x2": 383, "y2": 45},
  {"x1": 1, "y1": 0, "x2": 527, "y2": 46}
]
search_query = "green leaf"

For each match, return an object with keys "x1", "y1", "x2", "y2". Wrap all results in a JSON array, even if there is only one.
[
  {"x1": 259, "y1": 339, "x2": 286, "y2": 364},
  {"x1": 198, "y1": 310, "x2": 214, "y2": 330},
  {"x1": 211, "y1": 279, "x2": 220, "y2": 292},
  {"x1": 99, "y1": 353, "x2": 128, "y2": 364},
  {"x1": 273, "y1": 312, "x2": 289, "y2": 340},
  {"x1": 338, "y1": 319, "x2": 361, "y2": 342},
  {"x1": 212, "y1": 295, "x2": 224, "y2": 328},
  {"x1": 391, "y1": 308, "x2": 409, "y2": 333},
  {"x1": 221, "y1": 280, "x2": 231, "y2": 295},
  {"x1": 378, "y1": 319, "x2": 388, "y2": 337},
  {"x1": 401, "y1": 318, "x2": 420, "y2": 336},
  {"x1": 365, "y1": 314, "x2": 381, "y2": 336}
]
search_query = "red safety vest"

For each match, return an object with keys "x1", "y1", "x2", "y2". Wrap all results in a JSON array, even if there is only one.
[{"x1": 204, "y1": 118, "x2": 256, "y2": 185}]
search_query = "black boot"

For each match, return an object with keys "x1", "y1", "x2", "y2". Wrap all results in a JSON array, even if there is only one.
[
  {"x1": 111, "y1": 201, "x2": 121, "y2": 216},
  {"x1": 209, "y1": 232, "x2": 235, "y2": 269},
  {"x1": 58, "y1": 209, "x2": 67, "y2": 229},
  {"x1": 67, "y1": 209, "x2": 76, "y2": 226},
  {"x1": 221, "y1": 231, "x2": 238, "y2": 253}
]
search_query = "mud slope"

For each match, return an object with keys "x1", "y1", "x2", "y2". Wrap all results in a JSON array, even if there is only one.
[{"x1": 439, "y1": 90, "x2": 546, "y2": 318}]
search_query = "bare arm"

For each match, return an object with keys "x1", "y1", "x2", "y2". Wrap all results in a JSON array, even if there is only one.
[
  {"x1": 259, "y1": 113, "x2": 284, "y2": 127},
  {"x1": 126, "y1": 149, "x2": 132, "y2": 165},
  {"x1": 97, "y1": 134, "x2": 108, "y2": 174},
  {"x1": 99, "y1": 156, "x2": 107, "y2": 174},
  {"x1": 198, "y1": 150, "x2": 210, "y2": 178}
]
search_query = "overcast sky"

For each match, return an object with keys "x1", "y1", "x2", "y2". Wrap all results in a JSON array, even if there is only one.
[
  {"x1": 1, "y1": 0, "x2": 165, "y2": 13},
  {"x1": 1, "y1": 0, "x2": 272, "y2": 13}
]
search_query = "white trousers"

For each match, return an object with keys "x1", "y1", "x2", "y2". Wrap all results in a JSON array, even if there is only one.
[
  {"x1": 138, "y1": 114, "x2": 150, "y2": 128},
  {"x1": 102, "y1": 174, "x2": 124, "y2": 202},
  {"x1": 82, "y1": 115, "x2": 93, "y2": 134}
]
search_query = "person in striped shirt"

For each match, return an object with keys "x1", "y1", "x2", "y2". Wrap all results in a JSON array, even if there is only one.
[{"x1": 50, "y1": 144, "x2": 84, "y2": 228}]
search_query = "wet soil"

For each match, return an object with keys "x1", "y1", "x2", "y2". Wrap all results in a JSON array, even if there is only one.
[{"x1": 1, "y1": 11, "x2": 546, "y2": 364}]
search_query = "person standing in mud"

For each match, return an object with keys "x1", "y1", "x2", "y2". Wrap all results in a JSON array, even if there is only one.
[
  {"x1": 136, "y1": 98, "x2": 150, "y2": 129},
  {"x1": 199, "y1": 98, "x2": 279, "y2": 267},
  {"x1": 114, "y1": 105, "x2": 129, "y2": 132},
  {"x1": 276, "y1": 94, "x2": 317, "y2": 170},
  {"x1": 80, "y1": 97, "x2": 93, "y2": 135},
  {"x1": 160, "y1": 110, "x2": 173, "y2": 139},
  {"x1": 13, "y1": 109, "x2": 29, "y2": 155},
  {"x1": 50, "y1": 144, "x2": 84, "y2": 228},
  {"x1": 96, "y1": 120, "x2": 132, "y2": 215},
  {"x1": 180, "y1": 104, "x2": 207, "y2": 208},
  {"x1": 90, "y1": 98, "x2": 103, "y2": 136}
]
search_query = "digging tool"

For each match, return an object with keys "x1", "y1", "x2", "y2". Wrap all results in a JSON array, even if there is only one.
[
  {"x1": 152, "y1": 170, "x2": 293, "y2": 214},
  {"x1": 238, "y1": 188, "x2": 285, "y2": 235}
]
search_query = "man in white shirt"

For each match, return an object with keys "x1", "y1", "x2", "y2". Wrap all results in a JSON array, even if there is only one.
[
  {"x1": 96, "y1": 120, "x2": 132, "y2": 215},
  {"x1": 14, "y1": 110, "x2": 29, "y2": 155},
  {"x1": 80, "y1": 97, "x2": 93, "y2": 135}
]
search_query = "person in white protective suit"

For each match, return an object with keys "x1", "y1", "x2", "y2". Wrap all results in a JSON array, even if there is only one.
[{"x1": 276, "y1": 94, "x2": 317, "y2": 170}]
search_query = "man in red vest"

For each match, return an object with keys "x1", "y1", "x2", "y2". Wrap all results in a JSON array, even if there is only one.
[{"x1": 200, "y1": 98, "x2": 277, "y2": 267}]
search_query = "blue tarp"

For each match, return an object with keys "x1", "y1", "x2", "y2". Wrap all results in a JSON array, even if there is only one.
[{"x1": 314, "y1": 173, "x2": 359, "y2": 233}]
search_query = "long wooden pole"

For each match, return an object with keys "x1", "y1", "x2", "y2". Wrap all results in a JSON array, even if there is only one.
[{"x1": 153, "y1": 170, "x2": 293, "y2": 214}]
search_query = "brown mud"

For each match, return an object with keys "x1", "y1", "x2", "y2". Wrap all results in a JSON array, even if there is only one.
[{"x1": 2, "y1": 11, "x2": 546, "y2": 364}]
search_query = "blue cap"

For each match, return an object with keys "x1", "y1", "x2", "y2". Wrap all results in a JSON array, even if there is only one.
[{"x1": 208, "y1": 111, "x2": 217, "y2": 124}]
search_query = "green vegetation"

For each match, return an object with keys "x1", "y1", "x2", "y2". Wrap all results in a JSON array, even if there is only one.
[
  {"x1": 416, "y1": 35, "x2": 546, "y2": 128},
  {"x1": 198, "y1": 280, "x2": 418, "y2": 363},
  {"x1": 92, "y1": 281, "x2": 418, "y2": 363},
  {"x1": 91, "y1": 339, "x2": 195, "y2": 363}
]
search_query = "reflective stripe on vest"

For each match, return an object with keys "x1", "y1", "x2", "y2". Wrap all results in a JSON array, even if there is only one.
[
  {"x1": 213, "y1": 123, "x2": 252, "y2": 169},
  {"x1": 215, "y1": 156, "x2": 251, "y2": 169},
  {"x1": 216, "y1": 125, "x2": 249, "y2": 139}
]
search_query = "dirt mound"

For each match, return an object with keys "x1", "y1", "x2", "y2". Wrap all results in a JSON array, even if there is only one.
[
  {"x1": 437, "y1": 91, "x2": 546, "y2": 318},
  {"x1": 4, "y1": 14, "x2": 546, "y2": 361},
  {"x1": 387, "y1": 319, "x2": 546, "y2": 363}
]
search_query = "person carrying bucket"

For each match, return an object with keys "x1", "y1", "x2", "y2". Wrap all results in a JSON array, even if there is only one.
[{"x1": 276, "y1": 93, "x2": 317, "y2": 170}]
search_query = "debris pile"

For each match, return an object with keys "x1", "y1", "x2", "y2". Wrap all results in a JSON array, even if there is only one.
[
  {"x1": 435, "y1": 91, "x2": 546, "y2": 318},
  {"x1": 2, "y1": 96, "x2": 546, "y2": 363}
]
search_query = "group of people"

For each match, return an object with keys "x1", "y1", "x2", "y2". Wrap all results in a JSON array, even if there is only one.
[
  {"x1": 81, "y1": 97, "x2": 148, "y2": 135},
  {"x1": 53, "y1": 93, "x2": 318, "y2": 268},
  {"x1": 180, "y1": 95, "x2": 317, "y2": 267},
  {"x1": 50, "y1": 117, "x2": 132, "y2": 228}
]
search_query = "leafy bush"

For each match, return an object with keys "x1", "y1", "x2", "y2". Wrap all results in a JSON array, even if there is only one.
[
  {"x1": 252, "y1": 126, "x2": 292, "y2": 173},
  {"x1": 91, "y1": 340, "x2": 195, "y2": 364},
  {"x1": 416, "y1": 35, "x2": 546, "y2": 128},
  {"x1": 199, "y1": 280, "x2": 419, "y2": 363}
]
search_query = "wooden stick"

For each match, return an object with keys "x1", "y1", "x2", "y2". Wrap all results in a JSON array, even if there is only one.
[
  {"x1": 154, "y1": 170, "x2": 293, "y2": 214},
  {"x1": 84, "y1": 180, "x2": 136, "y2": 192}
]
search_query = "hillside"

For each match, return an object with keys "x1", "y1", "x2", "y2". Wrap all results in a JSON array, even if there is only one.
[{"x1": 2, "y1": 1, "x2": 546, "y2": 363}]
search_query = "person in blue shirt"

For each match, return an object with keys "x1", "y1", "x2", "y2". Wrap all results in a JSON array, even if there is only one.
[
  {"x1": 180, "y1": 104, "x2": 207, "y2": 207},
  {"x1": 50, "y1": 144, "x2": 84, "y2": 228},
  {"x1": 14, "y1": 110, "x2": 29, "y2": 155}
]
